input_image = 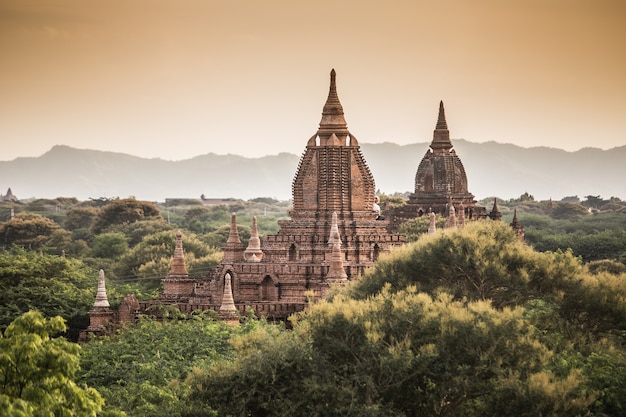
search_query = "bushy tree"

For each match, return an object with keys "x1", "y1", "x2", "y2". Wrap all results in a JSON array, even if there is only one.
[
  {"x1": 0, "y1": 311, "x2": 104, "y2": 416},
  {"x1": 90, "y1": 232, "x2": 130, "y2": 259},
  {"x1": 112, "y1": 231, "x2": 222, "y2": 294},
  {"x1": 0, "y1": 247, "x2": 95, "y2": 339},
  {"x1": 64, "y1": 206, "x2": 99, "y2": 231},
  {"x1": 398, "y1": 214, "x2": 446, "y2": 243},
  {"x1": 188, "y1": 288, "x2": 593, "y2": 417},
  {"x1": 0, "y1": 213, "x2": 68, "y2": 251},
  {"x1": 91, "y1": 198, "x2": 163, "y2": 234},
  {"x1": 551, "y1": 202, "x2": 589, "y2": 219},
  {"x1": 79, "y1": 313, "x2": 241, "y2": 417},
  {"x1": 349, "y1": 221, "x2": 582, "y2": 308}
]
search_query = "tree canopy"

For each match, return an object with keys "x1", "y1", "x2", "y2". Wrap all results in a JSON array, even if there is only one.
[{"x1": 0, "y1": 311, "x2": 104, "y2": 417}]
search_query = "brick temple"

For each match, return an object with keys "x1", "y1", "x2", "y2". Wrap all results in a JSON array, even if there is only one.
[
  {"x1": 390, "y1": 101, "x2": 487, "y2": 229},
  {"x1": 83, "y1": 71, "x2": 520, "y2": 335},
  {"x1": 141, "y1": 69, "x2": 402, "y2": 321}
]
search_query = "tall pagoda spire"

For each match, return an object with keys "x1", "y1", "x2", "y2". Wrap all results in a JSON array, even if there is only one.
[
  {"x1": 489, "y1": 198, "x2": 503, "y2": 221},
  {"x1": 93, "y1": 269, "x2": 110, "y2": 308},
  {"x1": 219, "y1": 272, "x2": 239, "y2": 324},
  {"x1": 431, "y1": 100, "x2": 453, "y2": 153},
  {"x1": 244, "y1": 216, "x2": 264, "y2": 262},
  {"x1": 169, "y1": 231, "x2": 188, "y2": 277},
  {"x1": 223, "y1": 213, "x2": 244, "y2": 263},
  {"x1": 325, "y1": 212, "x2": 348, "y2": 282},
  {"x1": 316, "y1": 69, "x2": 349, "y2": 145}
]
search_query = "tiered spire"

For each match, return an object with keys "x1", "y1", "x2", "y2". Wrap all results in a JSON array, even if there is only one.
[
  {"x1": 93, "y1": 269, "x2": 110, "y2": 308},
  {"x1": 244, "y1": 216, "x2": 264, "y2": 262},
  {"x1": 219, "y1": 273, "x2": 239, "y2": 324},
  {"x1": 446, "y1": 203, "x2": 457, "y2": 229},
  {"x1": 510, "y1": 208, "x2": 525, "y2": 242},
  {"x1": 223, "y1": 213, "x2": 243, "y2": 263},
  {"x1": 169, "y1": 231, "x2": 188, "y2": 277},
  {"x1": 316, "y1": 69, "x2": 350, "y2": 146},
  {"x1": 430, "y1": 100, "x2": 453, "y2": 153},
  {"x1": 226, "y1": 213, "x2": 241, "y2": 245},
  {"x1": 325, "y1": 212, "x2": 348, "y2": 282},
  {"x1": 489, "y1": 198, "x2": 503, "y2": 221}
]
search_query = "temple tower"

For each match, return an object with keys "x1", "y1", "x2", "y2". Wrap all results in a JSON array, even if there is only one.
[
  {"x1": 391, "y1": 101, "x2": 486, "y2": 227},
  {"x1": 80, "y1": 270, "x2": 115, "y2": 341},
  {"x1": 162, "y1": 231, "x2": 195, "y2": 300},
  {"x1": 185, "y1": 70, "x2": 404, "y2": 313}
]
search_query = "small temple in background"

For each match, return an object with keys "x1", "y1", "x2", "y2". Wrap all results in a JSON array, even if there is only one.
[
  {"x1": 390, "y1": 101, "x2": 487, "y2": 229},
  {"x1": 0, "y1": 187, "x2": 18, "y2": 202}
]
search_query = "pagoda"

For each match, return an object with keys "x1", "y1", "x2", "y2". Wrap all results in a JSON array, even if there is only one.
[
  {"x1": 391, "y1": 101, "x2": 486, "y2": 227},
  {"x1": 157, "y1": 70, "x2": 404, "y2": 320}
]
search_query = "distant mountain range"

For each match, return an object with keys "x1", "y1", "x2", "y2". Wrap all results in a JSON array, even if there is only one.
[{"x1": 1, "y1": 141, "x2": 624, "y2": 202}]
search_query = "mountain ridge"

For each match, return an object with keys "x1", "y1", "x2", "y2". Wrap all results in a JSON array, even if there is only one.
[{"x1": 1, "y1": 141, "x2": 624, "y2": 202}]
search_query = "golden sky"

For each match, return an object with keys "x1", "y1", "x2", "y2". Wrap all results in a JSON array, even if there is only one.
[{"x1": 1, "y1": 0, "x2": 624, "y2": 161}]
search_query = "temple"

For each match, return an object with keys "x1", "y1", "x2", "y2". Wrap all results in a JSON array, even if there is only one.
[
  {"x1": 83, "y1": 71, "x2": 523, "y2": 334},
  {"x1": 390, "y1": 101, "x2": 487, "y2": 227},
  {"x1": 139, "y1": 69, "x2": 404, "y2": 321}
]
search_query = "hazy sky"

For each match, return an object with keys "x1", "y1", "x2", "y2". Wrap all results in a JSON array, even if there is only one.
[{"x1": 1, "y1": 0, "x2": 625, "y2": 162}]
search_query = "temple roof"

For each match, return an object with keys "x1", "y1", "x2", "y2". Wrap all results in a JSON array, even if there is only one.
[
  {"x1": 293, "y1": 70, "x2": 376, "y2": 212},
  {"x1": 430, "y1": 101, "x2": 453, "y2": 153},
  {"x1": 168, "y1": 231, "x2": 189, "y2": 277}
]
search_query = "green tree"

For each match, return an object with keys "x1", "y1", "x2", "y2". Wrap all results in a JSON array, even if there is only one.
[
  {"x1": 188, "y1": 288, "x2": 593, "y2": 417},
  {"x1": 349, "y1": 221, "x2": 582, "y2": 308},
  {"x1": 90, "y1": 232, "x2": 129, "y2": 259},
  {"x1": 0, "y1": 311, "x2": 104, "y2": 416},
  {"x1": 64, "y1": 206, "x2": 99, "y2": 231},
  {"x1": 91, "y1": 198, "x2": 163, "y2": 234},
  {"x1": 0, "y1": 213, "x2": 69, "y2": 251},
  {"x1": 551, "y1": 202, "x2": 589, "y2": 219},
  {"x1": 0, "y1": 247, "x2": 95, "y2": 339},
  {"x1": 79, "y1": 313, "x2": 240, "y2": 417},
  {"x1": 112, "y1": 231, "x2": 222, "y2": 293},
  {"x1": 398, "y1": 215, "x2": 446, "y2": 243}
]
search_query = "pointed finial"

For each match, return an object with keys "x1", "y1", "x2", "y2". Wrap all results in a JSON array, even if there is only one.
[
  {"x1": 244, "y1": 216, "x2": 264, "y2": 262},
  {"x1": 489, "y1": 198, "x2": 503, "y2": 221},
  {"x1": 226, "y1": 212, "x2": 241, "y2": 245},
  {"x1": 326, "y1": 212, "x2": 347, "y2": 282},
  {"x1": 219, "y1": 272, "x2": 237, "y2": 313},
  {"x1": 430, "y1": 101, "x2": 453, "y2": 152},
  {"x1": 169, "y1": 230, "x2": 189, "y2": 276},
  {"x1": 436, "y1": 100, "x2": 448, "y2": 130},
  {"x1": 318, "y1": 69, "x2": 348, "y2": 139},
  {"x1": 93, "y1": 269, "x2": 110, "y2": 308},
  {"x1": 328, "y1": 211, "x2": 341, "y2": 246}
]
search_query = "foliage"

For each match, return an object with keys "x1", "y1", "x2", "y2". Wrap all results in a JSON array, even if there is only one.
[
  {"x1": 0, "y1": 247, "x2": 95, "y2": 340},
  {"x1": 398, "y1": 214, "x2": 446, "y2": 243},
  {"x1": 0, "y1": 311, "x2": 104, "y2": 416},
  {"x1": 188, "y1": 288, "x2": 594, "y2": 417},
  {"x1": 0, "y1": 213, "x2": 69, "y2": 251},
  {"x1": 105, "y1": 219, "x2": 174, "y2": 247},
  {"x1": 64, "y1": 206, "x2": 99, "y2": 231},
  {"x1": 349, "y1": 221, "x2": 582, "y2": 308},
  {"x1": 111, "y1": 230, "x2": 222, "y2": 294},
  {"x1": 90, "y1": 232, "x2": 130, "y2": 259},
  {"x1": 91, "y1": 198, "x2": 163, "y2": 234},
  {"x1": 550, "y1": 202, "x2": 589, "y2": 219},
  {"x1": 79, "y1": 313, "x2": 242, "y2": 417},
  {"x1": 202, "y1": 223, "x2": 251, "y2": 248}
]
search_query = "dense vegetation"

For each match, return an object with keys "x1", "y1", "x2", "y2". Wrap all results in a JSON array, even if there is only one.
[{"x1": 0, "y1": 193, "x2": 625, "y2": 415}]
